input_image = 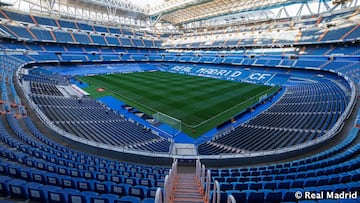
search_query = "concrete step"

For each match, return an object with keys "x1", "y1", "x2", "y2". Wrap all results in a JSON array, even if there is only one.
[{"x1": 172, "y1": 172, "x2": 205, "y2": 203}]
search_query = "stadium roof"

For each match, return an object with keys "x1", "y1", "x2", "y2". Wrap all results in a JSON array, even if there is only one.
[
  {"x1": 5, "y1": 0, "x2": 359, "y2": 31},
  {"x1": 147, "y1": 0, "x2": 314, "y2": 25},
  {"x1": 0, "y1": 0, "x2": 14, "y2": 6},
  {"x1": 68, "y1": 0, "x2": 147, "y2": 20}
]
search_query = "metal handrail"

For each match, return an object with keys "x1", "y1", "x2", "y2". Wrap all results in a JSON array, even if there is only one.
[
  {"x1": 227, "y1": 195, "x2": 236, "y2": 203},
  {"x1": 154, "y1": 188, "x2": 163, "y2": 203},
  {"x1": 212, "y1": 180, "x2": 220, "y2": 203},
  {"x1": 205, "y1": 170, "x2": 211, "y2": 203},
  {"x1": 163, "y1": 159, "x2": 177, "y2": 202}
]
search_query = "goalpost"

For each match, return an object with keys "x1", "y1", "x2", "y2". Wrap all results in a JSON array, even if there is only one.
[{"x1": 153, "y1": 112, "x2": 182, "y2": 137}]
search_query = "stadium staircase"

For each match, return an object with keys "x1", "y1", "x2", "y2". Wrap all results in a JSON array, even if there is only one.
[{"x1": 171, "y1": 169, "x2": 206, "y2": 203}]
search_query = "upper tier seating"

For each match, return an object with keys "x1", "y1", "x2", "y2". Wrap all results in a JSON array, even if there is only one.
[{"x1": 0, "y1": 9, "x2": 160, "y2": 49}]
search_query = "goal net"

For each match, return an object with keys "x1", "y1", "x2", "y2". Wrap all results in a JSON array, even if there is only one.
[{"x1": 152, "y1": 112, "x2": 182, "y2": 137}]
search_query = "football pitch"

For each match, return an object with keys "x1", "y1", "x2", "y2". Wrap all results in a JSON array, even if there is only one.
[{"x1": 78, "y1": 71, "x2": 280, "y2": 137}]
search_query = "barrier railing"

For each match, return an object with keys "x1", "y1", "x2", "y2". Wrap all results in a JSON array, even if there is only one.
[
  {"x1": 227, "y1": 195, "x2": 236, "y2": 203},
  {"x1": 197, "y1": 159, "x2": 212, "y2": 202},
  {"x1": 205, "y1": 170, "x2": 211, "y2": 202},
  {"x1": 163, "y1": 159, "x2": 177, "y2": 203},
  {"x1": 201, "y1": 164, "x2": 205, "y2": 191},
  {"x1": 212, "y1": 180, "x2": 220, "y2": 203},
  {"x1": 196, "y1": 159, "x2": 207, "y2": 193},
  {"x1": 196, "y1": 159, "x2": 201, "y2": 180},
  {"x1": 154, "y1": 188, "x2": 163, "y2": 203}
]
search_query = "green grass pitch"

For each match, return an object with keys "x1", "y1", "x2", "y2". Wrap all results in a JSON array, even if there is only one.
[{"x1": 77, "y1": 71, "x2": 280, "y2": 137}]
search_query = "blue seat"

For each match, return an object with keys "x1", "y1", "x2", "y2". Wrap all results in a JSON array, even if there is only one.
[
  {"x1": 220, "y1": 183, "x2": 233, "y2": 191},
  {"x1": 274, "y1": 175, "x2": 285, "y2": 181},
  {"x1": 68, "y1": 191, "x2": 99, "y2": 203},
  {"x1": 141, "y1": 198, "x2": 154, "y2": 203},
  {"x1": 117, "y1": 196, "x2": 141, "y2": 203},
  {"x1": 210, "y1": 191, "x2": 228, "y2": 203},
  {"x1": 333, "y1": 183, "x2": 350, "y2": 193},
  {"x1": 47, "y1": 173, "x2": 61, "y2": 186},
  {"x1": 154, "y1": 180, "x2": 164, "y2": 187},
  {"x1": 91, "y1": 193, "x2": 119, "y2": 203},
  {"x1": 347, "y1": 181, "x2": 360, "y2": 192},
  {"x1": 27, "y1": 182, "x2": 46, "y2": 202},
  {"x1": 282, "y1": 190, "x2": 298, "y2": 202},
  {"x1": 249, "y1": 182, "x2": 262, "y2": 191},
  {"x1": 248, "y1": 191, "x2": 265, "y2": 203},
  {"x1": 234, "y1": 183, "x2": 248, "y2": 191},
  {"x1": 62, "y1": 175, "x2": 77, "y2": 188},
  {"x1": 18, "y1": 167, "x2": 32, "y2": 181},
  {"x1": 351, "y1": 170, "x2": 360, "y2": 181},
  {"x1": 265, "y1": 191, "x2": 282, "y2": 202},
  {"x1": 83, "y1": 171, "x2": 95, "y2": 179},
  {"x1": 63, "y1": 188, "x2": 81, "y2": 202},
  {"x1": 69, "y1": 168, "x2": 82, "y2": 177},
  {"x1": 317, "y1": 176, "x2": 329, "y2": 186},
  {"x1": 58, "y1": 166, "x2": 70, "y2": 176},
  {"x1": 110, "y1": 183, "x2": 129, "y2": 197},
  {"x1": 318, "y1": 199, "x2": 338, "y2": 203},
  {"x1": 7, "y1": 164, "x2": 20, "y2": 178},
  {"x1": 318, "y1": 185, "x2": 334, "y2": 193},
  {"x1": 214, "y1": 177, "x2": 225, "y2": 183},
  {"x1": 124, "y1": 177, "x2": 138, "y2": 186},
  {"x1": 328, "y1": 175, "x2": 340, "y2": 185},
  {"x1": 147, "y1": 187, "x2": 158, "y2": 198},
  {"x1": 46, "y1": 163, "x2": 58, "y2": 173},
  {"x1": 139, "y1": 178, "x2": 154, "y2": 187},
  {"x1": 0, "y1": 162, "x2": 10, "y2": 175},
  {"x1": 296, "y1": 172, "x2": 306, "y2": 179},
  {"x1": 76, "y1": 179, "x2": 93, "y2": 191},
  {"x1": 278, "y1": 180, "x2": 291, "y2": 189},
  {"x1": 111, "y1": 175, "x2": 124, "y2": 184},
  {"x1": 0, "y1": 175, "x2": 11, "y2": 196},
  {"x1": 134, "y1": 172, "x2": 144, "y2": 179},
  {"x1": 7, "y1": 179, "x2": 28, "y2": 200},
  {"x1": 146, "y1": 174, "x2": 158, "y2": 180},
  {"x1": 230, "y1": 192, "x2": 246, "y2": 202},
  {"x1": 94, "y1": 181, "x2": 114, "y2": 194},
  {"x1": 291, "y1": 179, "x2": 304, "y2": 188},
  {"x1": 339, "y1": 173, "x2": 352, "y2": 183},
  {"x1": 68, "y1": 191, "x2": 86, "y2": 203},
  {"x1": 304, "y1": 177, "x2": 318, "y2": 187},
  {"x1": 36, "y1": 160, "x2": 47, "y2": 170},
  {"x1": 263, "y1": 182, "x2": 277, "y2": 190},
  {"x1": 239, "y1": 177, "x2": 250, "y2": 182},
  {"x1": 46, "y1": 185, "x2": 65, "y2": 203},
  {"x1": 31, "y1": 170, "x2": 46, "y2": 184},
  {"x1": 306, "y1": 186, "x2": 321, "y2": 193},
  {"x1": 129, "y1": 185, "x2": 148, "y2": 199},
  {"x1": 96, "y1": 173, "x2": 110, "y2": 181},
  {"x1": 338, "y1": 199, "x2": 360, "y2": 203}
]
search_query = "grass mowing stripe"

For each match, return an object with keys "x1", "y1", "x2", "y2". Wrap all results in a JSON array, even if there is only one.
[{"x1": 78, "y1": 71, "x2": 280, "y2": 137}]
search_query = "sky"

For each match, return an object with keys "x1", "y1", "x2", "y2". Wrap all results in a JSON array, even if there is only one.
[{"x1": 130, "y1": 0, "x2": 165, "y2": 7}]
